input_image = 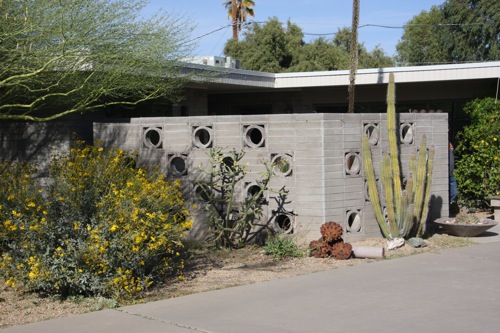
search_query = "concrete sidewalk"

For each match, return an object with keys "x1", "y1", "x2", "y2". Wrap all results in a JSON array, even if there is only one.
[{"x1": 3, "y1": 225, "x2": 500, "y2": 333}]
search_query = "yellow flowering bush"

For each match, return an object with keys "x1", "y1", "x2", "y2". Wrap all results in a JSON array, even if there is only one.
[{"x1": 1, "y1": 142, "x2": 191, "y2": 300}]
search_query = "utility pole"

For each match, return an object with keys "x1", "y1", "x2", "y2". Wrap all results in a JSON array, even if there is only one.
[{"x1": 348, "y1": 0, "x2": 359, "y2": 113}]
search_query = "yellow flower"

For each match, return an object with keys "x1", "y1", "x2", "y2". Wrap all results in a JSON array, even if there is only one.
[
  {"x1": 5, "y1": 277, "x2": 15, "y2": 286},
  {"x1": 110, "y1": 224, "x2": 118, "y2": 232},
  {"x1": 494, "y1": 137, "x2": 498, "y2": 141}
]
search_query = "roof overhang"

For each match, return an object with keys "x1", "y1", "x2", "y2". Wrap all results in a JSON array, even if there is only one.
[{"x1": 184, "y1": 61, "x2": 500, "y2": 93}]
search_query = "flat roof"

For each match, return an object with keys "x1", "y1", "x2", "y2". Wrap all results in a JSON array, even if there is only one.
[{"x1": 185, "y1": 61, "x2": 500, "y2": 91}]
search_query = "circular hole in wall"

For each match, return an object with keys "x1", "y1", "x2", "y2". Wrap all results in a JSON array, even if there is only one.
[
  {"x1": 347, "y1": 210, "x2": 362, "y2": 233},
  {"x1": 222, "y1": 156, "x2": 235, "y2": 171},
  {"x1": 246, "y1": 184, "x2": 263, "y2": 201},
  {"x1": 345, "y1": 153, "x2": 361, "y2": 175},
  {"x1": 271, "y1": 154, "x2": 292, "y2": 176},
  {"x1": 194, "y1": 184, "x2": 210, "y2": 202},
  {"x1": 275, "y1": 214, "x2": 293, "y2": 233},
  {"x1": 193, "y1": 126, "x2": 213, "y2": 148},
  {"x1": 364, "y1": 123, "x2": 379, "y2": 146},
  {"x1": 143, "y1": 127, "x2": 162, "y2": 149},
  {"x1": 400, "y1": 123, "x2": 414, "y2": 144},
  {"x1": 244, "y1": 125, "x2": 266, "y2": 148},
  {"x1": 169, "y1": 156, "x2": 187, "y2": 176}
]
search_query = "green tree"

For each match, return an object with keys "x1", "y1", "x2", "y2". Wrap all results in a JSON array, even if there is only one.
[
  {"x1": 442, "y1": 0, "x2": 499, "y2": 62},
  {"x1": 454, "y1": 98, "x2": 500, "y2": 207},
  {"x1": 0, "y1": 0, "x2": 194, "y2": 122},
  {"x1": 288, "y1": 37, "x2": 349, "y2": 72},
  {"x1": 224, "y1": 0, "x2": 255, "y2": 40},
  {"x1": 225, "y1": 17, "x2": 290, "y2": 72},
  {"x1": 396, "y1": 0, "x2": 499, "y2": 65},
  {"x1": 330, "y1": 27, "x2": 394, "y2": 69},
  {"x1": 224, "y1": 19, "x2": 393, "y2": 73}
]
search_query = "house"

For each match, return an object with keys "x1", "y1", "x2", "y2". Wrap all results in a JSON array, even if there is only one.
[
  {"x1": 2, "y1": 61, "x2": 499, "y2": 241},
  {"x1": 93, "y1": 61, "x2": 500, "y2": 242}
]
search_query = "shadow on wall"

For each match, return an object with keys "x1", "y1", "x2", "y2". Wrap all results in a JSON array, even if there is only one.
[
  {"x1": 0, "y1": 122, "x2": 72, "y2": 175},
  {"x1": 93, "y1": 122, "x2": 137, "y2": 150},
  {"x1": 429, "y1": 194, "x2": 443, "y2": 232},
  {"x1": 0, "y1": 112, "x2": 109, "y2": 175}
]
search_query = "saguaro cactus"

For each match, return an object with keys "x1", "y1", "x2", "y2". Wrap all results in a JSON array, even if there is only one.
[{"x1": 362, "y1": 73, "x2": 435, "y2": 240}]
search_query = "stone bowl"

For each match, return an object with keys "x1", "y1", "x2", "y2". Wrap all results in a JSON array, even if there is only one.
[{"x1": 434, "y1": 217, "x2": 498, "y2": 237}]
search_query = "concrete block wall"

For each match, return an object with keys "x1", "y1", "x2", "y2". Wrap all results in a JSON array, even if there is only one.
[
  {"x1": 0, "y1": 121, "x2": 79, "y2": 175},
  {"x1": 93, "y1": 112, "x2": 449, "y2": 243}
]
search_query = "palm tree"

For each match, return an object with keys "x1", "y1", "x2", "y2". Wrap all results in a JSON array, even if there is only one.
[{"x1": 224, "y1": 0, "x2": 255, "y2": 40}]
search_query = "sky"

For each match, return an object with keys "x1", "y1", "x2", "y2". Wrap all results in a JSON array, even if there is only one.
[{"x1": 143, "y1": 0, "x2": 445, "y2": 58}]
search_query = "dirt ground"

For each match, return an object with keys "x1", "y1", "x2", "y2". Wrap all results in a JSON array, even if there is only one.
[{"x1": 0, "y1": 230, "x2": 479, "y2": 329}]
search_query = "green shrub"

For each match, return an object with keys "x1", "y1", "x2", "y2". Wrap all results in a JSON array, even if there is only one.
[
  {"x1": 263, "y1": 234, "x2": 306, "y2": 260},
  {"x1": 196, "y1": 148, "x2": 274, "y2": 249},
  {"x1": 1, "y1": 142, "x2": 191, "y2": 300},
  {"x1": 455, "y1": 98, "x2": 500, "y2": 207}
]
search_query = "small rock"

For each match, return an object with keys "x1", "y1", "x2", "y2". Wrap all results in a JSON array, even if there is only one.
[
  {"x1": 407, "y1": 237, "x2": 428, "y2": 248},
  {"x1": 387, "y1": 237, "x2": 405, "y2": 250}
]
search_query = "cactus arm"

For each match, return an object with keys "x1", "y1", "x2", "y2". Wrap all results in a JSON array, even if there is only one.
[
  {"x1": 400, "y1": 174, "x2": 414, "y2": 237},
  {"x1": 381, "y1": 152, "x2": 399, "y2": 238},
  {"x1": 413, "y1": 135, "x2": 428, "y2": 228},
  {"x1": 408, "y1": 151, "x2": 416, "y2": 204},
  {"x1": 386, "y1": 73, "x2": 403, "y2": 228},
  {"x1": 416, "y1": 145, "x2": 435, "y2": 237},
  {"x1": 362, "y1": 135, "x2": 392, "y2": 239},
  {"x1": 398, "y1": 190, "x2": 408, "y2": 236}
]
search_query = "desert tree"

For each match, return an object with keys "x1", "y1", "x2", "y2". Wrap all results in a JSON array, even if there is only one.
[{"x1": 0, "y1": 0, "x2": 195, "y2": 122}]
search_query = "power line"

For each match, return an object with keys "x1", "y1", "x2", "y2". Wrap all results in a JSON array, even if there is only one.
[
  {"x1": 303, "y1": 22, "x2": 495, "y2": 36},
  {"x1": 358, "y1": 22, "x2": 494, "y2": 29},
  {"x1": 181, "y1": 20, "x2": 497, "y2": 53},
  {"x1": 183, "y1": 24, "x2": 233, "y2": 45}
]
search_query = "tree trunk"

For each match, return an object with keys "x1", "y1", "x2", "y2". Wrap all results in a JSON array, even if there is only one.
[
  {"x1": 348, "y1": 0, "x2": 359, "y2": 113},
  {"x1": 231, "y1": 0, "x2": 238, "y2": 40}
]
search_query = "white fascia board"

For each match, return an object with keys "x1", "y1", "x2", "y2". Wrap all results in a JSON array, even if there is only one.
[
  {"x1": 274, "y1": 61, "x2": 500, "y2": 88},
  {"x1": 202, "y1": 61, "x2": 500, "y2": 89}
]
